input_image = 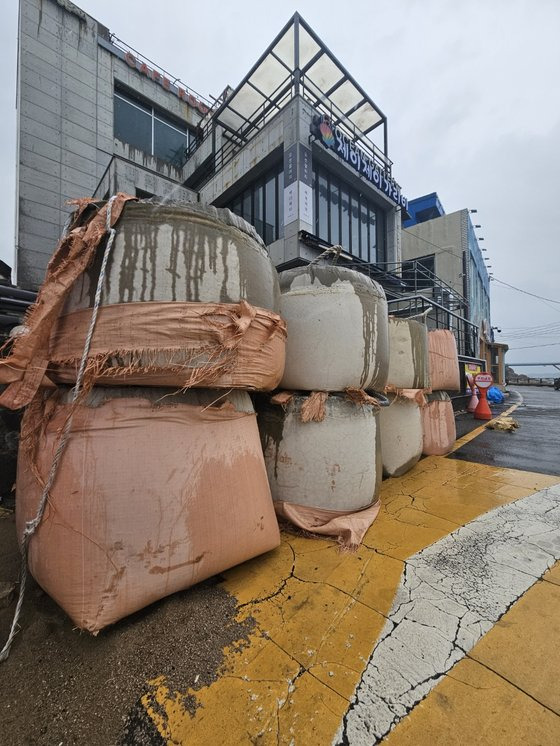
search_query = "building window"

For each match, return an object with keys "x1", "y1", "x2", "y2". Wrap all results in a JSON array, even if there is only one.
[
  {"x1": 313, "y1": 165, "x2": 385, "y2": 264},
  {"x1": 224, "y1": 162, "x2": 284, "y2": 245},
  {"x1": 114, "y1": 90, "x2": 196, "y2": 168}
]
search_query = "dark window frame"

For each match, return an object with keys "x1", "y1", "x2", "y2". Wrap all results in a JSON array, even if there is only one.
[
  {"x1": 113, "y1": 88, "x2": 197, "y2": 168},
  {"x1": 224, "y1": 162, "x2": 284, "y2": 245},
  {"x1": 313, "y1": 164, "x2": 386, "y2": 264}
]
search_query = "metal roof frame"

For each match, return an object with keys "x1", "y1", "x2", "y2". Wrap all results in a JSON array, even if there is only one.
[{"x1": 209, "y1": 13, "x2": 388, "y2": 161}]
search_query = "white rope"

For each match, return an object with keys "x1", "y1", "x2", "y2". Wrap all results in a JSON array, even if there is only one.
[
  {"x1": 0, "y1": 196, "x2": 118, "y2": 663},
  {"x1": 308, "y1": 244, "x2": 342, "y2": 266}
]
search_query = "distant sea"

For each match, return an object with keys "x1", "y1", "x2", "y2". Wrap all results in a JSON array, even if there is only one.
[{"x1": 508, "y1": 365, "x2": 559, "y2": 380}]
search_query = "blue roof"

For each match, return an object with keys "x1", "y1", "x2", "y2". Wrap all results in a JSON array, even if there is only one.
[{"x1": 403, "y1": 192, "x2": 445, "y2": 227}]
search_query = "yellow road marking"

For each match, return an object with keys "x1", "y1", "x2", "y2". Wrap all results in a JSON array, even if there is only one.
[
  {"x1": 139, "y1": 394, "x2": 559, "y2": 745},
  {"x1": 383, "y1": 562, "x2": 560, "y2": 745}
]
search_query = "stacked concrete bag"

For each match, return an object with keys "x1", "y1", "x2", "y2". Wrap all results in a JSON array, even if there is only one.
[
  {"x1": 50, "y1": 200, "x2": 285, "y2": 391},
  {"x1": 386, "y1": 317, "x2": 430, "y2": 390},
  {"x1": 17, "y1": 387, "x2": 279, "y2": 632},
  {"x1": 421, "y1": 330, "x2": 459, "y2": 455},
  {"x1": 422, "y1": 391, "x2": 457, "y2": 456},
  {"x1": 380, "y1": 317, "x2": 431, "y2": 476},
  {"x1": 0, "y1": 196, "x2": 283, "y2": 632},
  {"x1": 379, "y1": 390, "x2": 424, "y2": 477},
  {"x1": 257, "y1": 265, "x2": 389, "y2": 548},
  {"x1": 279, "y1": 266, "x2": 389, "y2": 391},
  {"x1": 428, "y1": 330, "x2": 461, "y2": 392}
]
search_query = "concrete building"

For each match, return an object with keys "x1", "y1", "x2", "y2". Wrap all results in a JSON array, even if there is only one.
[
  {"x1": 15, "y1": 1, "x2": 504, "y2": 384},
  {"x1": 401, "y1": 193, "x2": 508, "y2": 384},
  {"x1": 14, "y1": 0, "x2": 407, "y2": 292},
  {"x1": 15, "y1": 0, "x2": 206, "y2": 289}
]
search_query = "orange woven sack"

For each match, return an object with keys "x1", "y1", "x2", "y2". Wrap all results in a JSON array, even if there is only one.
[
  {"x1": 428, "y1": 330, "x2": 460, "y2": 391},
  {"x1": 17, "y1": 387, "x2": 280, "y2": 632}
]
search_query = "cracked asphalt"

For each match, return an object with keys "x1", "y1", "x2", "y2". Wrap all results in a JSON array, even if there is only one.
[
  {"x1": 338, "y1": 483, "x2": 560, "y2": 743},
  {"x1": 2, "y1": 386, "x2": 560, "y2": 744}
]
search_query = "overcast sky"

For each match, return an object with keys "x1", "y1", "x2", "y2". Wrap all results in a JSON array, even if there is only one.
[{"x1": 1, "y1": 0, "x2": 559, "y2": 373}]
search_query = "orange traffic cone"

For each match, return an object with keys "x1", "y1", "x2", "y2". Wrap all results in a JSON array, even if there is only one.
[{"x1": 474, "y1": 385, "x2": 492, "y2": 420}]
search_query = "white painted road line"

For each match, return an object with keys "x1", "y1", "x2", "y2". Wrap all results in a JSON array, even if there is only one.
[{"x1": 335, "y1": 482, "x2": 560, "y2": 745}]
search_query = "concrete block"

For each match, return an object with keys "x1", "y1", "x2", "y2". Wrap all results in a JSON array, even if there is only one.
[
  {"x1": 96, "y1": 135, "x2": 114, "y2": 157},
  {"x1": 61, "y1": 181, "x2": 93, "y2": 201},
  {"x1": 62, "y1": 44, "x2": 99, "y2": 77},
  {"x1": 20, "y1": 99, "x2": 61, "y2": 131},
  {"x1": 20, "y1": 214, "x2": 62, "y2": 240},
  {"x1": 20, "y1": 31, "x2": 62, "y2": 67},
  {"x1": 21, "y1": 81, "x2": 62, "y2": 114},
  {"x1": 20, "y1": 52, "x2": 62, "y2": 86},
  {"x1": 61, "y1": 88, "x2": 96, "y2": 117},
  {"x1": 96, "y1": 150, "x2": 112, "y2": 171},
  {"x1": 18, "y1": 182, "x2": 63, "y2": 211},
  {"x1": 62, "y1": 25, "x2": 97, "y2": 56},
  {"x1": 95, "y1": 103, "x2": 113, "y2": 126},
  {"x1": 19, "y1": 197, "x2": 62, "y2": 226},
  {"x1": 20, "y1": 116, "x2": 61, "y2": 147},
  {"x1": 96, "y1": 118, "x2": 113, "y2": 141},
  {"x1": 61, "y1": 118, "x2": 97, "y2": 147},
  {"x1": 97, "y1": 47, "x2": 114, "y2": 73},
  {"x1": 61, "y1": 48, "x2": 97, "y2": 78},
  {"x1": 16, "y1": 260, "x2": 48, "y2": 292},
  {"x1": 20, "y1": 132, "x2": 62, "y2": 163},
  {"x1": 61, "y1": 101, "x2": 97, "y2": 131},
  {"x1": 96, "y1": 91, "x2": 113, "y2": 115},
  {"x1": 20, "y1": 149, "x2": 61, "y2": 178},
  {"x1": 18, "y1": 164, "x2": 60, "y2": 193},
  {"x1": 60, "y1": 168, "x2": 97, "y2": 193},
  {"x1": 61, "y1": 67, "x2": 98, "y2": 100},
  {"x1": 18, "y1": 230, "x2": 58, "y2": 256},
  {"x1": 61, "y1": 134, "x2": 97, "y2": 162},
  {"x1": 61, "y1": 149, "x2": 99, "y2": 178},
  {"x1": 22, "y1": 4, "x2": 62, "y2": 40},
  {"x1": 62, "y1": 35, "x2": 98, "y2": 64},
  {"x1": 61, "y1": 71, "x2": 97, "y2": 101},
  {"x1": 97, "y1": 77, "x2": 112, "y2": 98},
  {"x1": 21, "y1": 0, "x2": 62, "y2": 26}
]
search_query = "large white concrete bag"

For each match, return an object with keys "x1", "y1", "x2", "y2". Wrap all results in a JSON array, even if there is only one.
[
  {"x1": 379, "y1": 393, "x2": 423, "y2": 477},
  {"x1": 17, "y1": 387, "x2": 280, "y2": 633},
  {"x1": 65, "y1": 201, "x2": 281, "y2": 312},
  {"x1": 387, "y1": 317, "x2": 430, "y2": 390},
  {"x1": 279, "y1": 266, "x2": 389, "y2": 392},
  {"x1": 257, "y1": 391, "x2": 382, "y2": 548},
  {"x1": 46, "y1": 202, "x2": 286, "y2": 391},
  {"x1": 422, "y1": 391, "x2": 457, "y2": 456}
]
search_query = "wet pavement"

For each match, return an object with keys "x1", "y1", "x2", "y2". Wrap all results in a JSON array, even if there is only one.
[{"x1": 451, "y1": 386, "x2": 560, "y2": 476}]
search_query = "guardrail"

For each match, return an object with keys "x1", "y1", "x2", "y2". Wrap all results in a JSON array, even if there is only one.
[
  {"x1": 387, "y1": 294, "x2": 479, "y2": 358},
  {"x1": 507, "y1": 376, "x2": 559, "y2": 388}
]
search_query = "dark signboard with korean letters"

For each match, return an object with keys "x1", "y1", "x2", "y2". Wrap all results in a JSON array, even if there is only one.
[{"x1": 310, "y1": 114, "x2": 407, "y2": 210}]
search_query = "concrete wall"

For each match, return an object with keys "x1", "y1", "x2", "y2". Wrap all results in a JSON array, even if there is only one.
[
  {"x1": 198, "y1": 110, "x2": 285, "y2": 205},
  {"x1": 94, "y1": 155, "x2": 196, "y2": 202},
  {"x1": 402, "y1": 210, "x2": 466, "y2": 297},
  {"x1": 402, "y1": 208, "x2": 492, "y2": 336},
  {"x1": 17, "y1": 0, "x2": 102, "y2": 288},
  {"x1": 16, "y1": 0, "x2": 202, "y2": 289}
]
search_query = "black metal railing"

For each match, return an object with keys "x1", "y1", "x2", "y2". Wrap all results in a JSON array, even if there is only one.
[{"x1": 387, "y1": 294, "x2": 479, "y2": 359}]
